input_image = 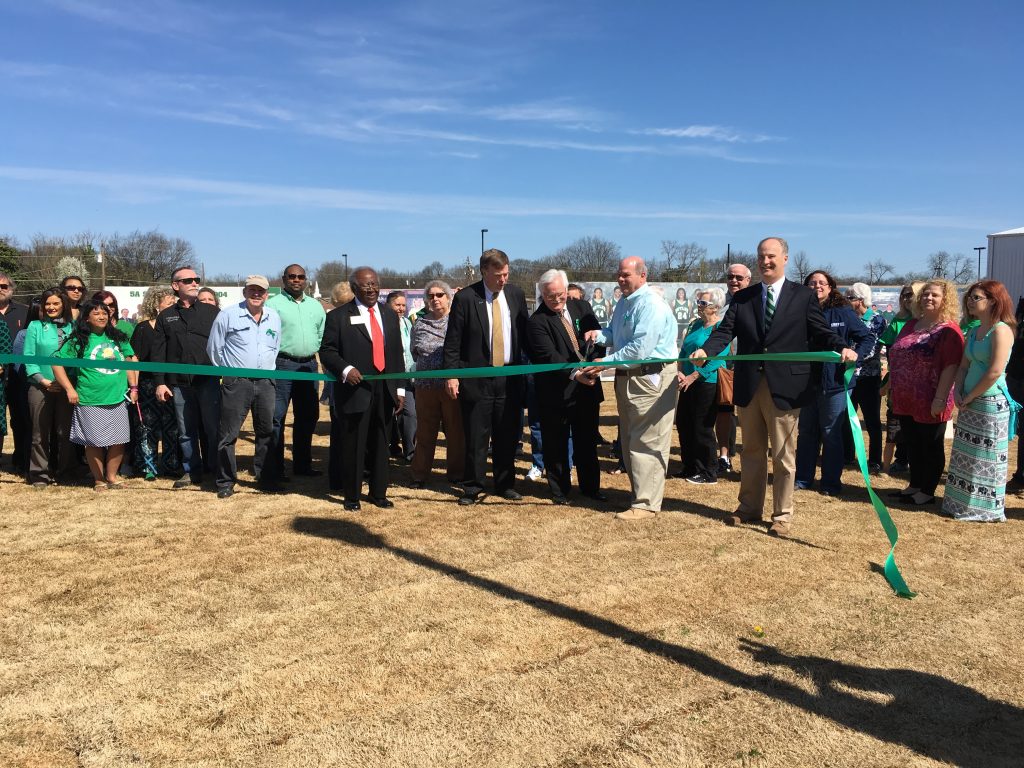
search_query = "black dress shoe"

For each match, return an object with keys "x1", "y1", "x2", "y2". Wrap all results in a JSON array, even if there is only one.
[
  {"x1": 499, "y1": 489, "x2": 523, "y2": 501},
  {"x1": 582, "y1": 490, "x2": 609, "y2": 502},
  {"x1": 370, "y1": 497, "x2": 394, "y2": 509},
  {"x1": 458, "y1": 492, "x2": 484, "y2": 506},
  {"x1": 294, "y1": 468, "x2": 323, "y2": 477},
  {"x1": 551, "y1": 495, "x2": 570, "y2": 505},
  {"x1": 217, "y1": 487, "x2": 234, "y2": 499},
  {"x1": 409, "y1": 480, "x2": 426, "y2": 489},
  {"x1": 343, "y1": 500, "x2": 361, "y2": 511},
  {"x1": 258, "y1": 483, "x2": 282, "y2": 494}
]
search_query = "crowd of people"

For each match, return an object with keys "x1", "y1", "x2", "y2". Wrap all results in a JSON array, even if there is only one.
[{"x1": 0, "y1": 237, "x2": 1019, "y2": 529}]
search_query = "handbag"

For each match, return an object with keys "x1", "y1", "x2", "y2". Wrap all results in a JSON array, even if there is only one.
[{"x1": 716, "y1": 366, "x2": 734, "y2": 406}]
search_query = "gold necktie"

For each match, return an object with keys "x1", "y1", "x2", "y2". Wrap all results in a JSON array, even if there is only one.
[
  {"x1": 491, "y1": 293, "x2": 505, "y2": 367},
  {"x1": 561, "y1": 312, "x2": 582, "y2": 360}
]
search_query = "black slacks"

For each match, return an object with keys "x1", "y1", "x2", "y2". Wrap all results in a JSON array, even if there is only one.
[
  {"x1": 216, "y1": 377, "x2": 276, "y2": 489},
  {"x1": 459, "y1": 376, "x2": 522, "y2": 497},
  {"x1": 676, "y1": 379, "x2": 719, "y2": 477},
  {"x1": 539, "y1": 396, "x2": 601, "y2": 498},
  {"x1": 898, "y1": 415, "x2": 948, "y2": 496},
  {"x1": 337, "y1": 380, "x2": 393, "y2": 503}
]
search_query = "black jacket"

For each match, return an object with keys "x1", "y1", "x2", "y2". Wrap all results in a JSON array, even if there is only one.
[
  {"x1": 702, "y1": 280, "x2": 846, "y2": 410},
  {"x1": 319, "y1": 300, "x2": 406, "y2": 414},
  {"x1": 527, "y1": 298, "x2": 604, "y2": 408},
  {"x1": 151, "y1": 300, "x2": 221, "y2": 387}
]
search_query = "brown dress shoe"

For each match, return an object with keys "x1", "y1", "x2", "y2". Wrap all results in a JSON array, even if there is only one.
[
  {"x1": 768, "y1": 521, "x2": 792, "y2": 537},
  {"x1": 724, "y1": 511, "x2": 761, "y2": 526}
]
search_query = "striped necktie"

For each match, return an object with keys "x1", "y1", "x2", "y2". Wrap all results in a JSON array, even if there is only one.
[{"x1": 764, "y1": 285, "x2": 776, "y2": 333}]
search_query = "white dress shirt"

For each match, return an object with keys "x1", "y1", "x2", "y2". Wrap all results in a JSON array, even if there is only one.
[{"x1": 342, "y1": 300, "x2": 405, "y2": 396}]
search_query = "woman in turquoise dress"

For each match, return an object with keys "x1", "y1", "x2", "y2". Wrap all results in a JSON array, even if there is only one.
[{"x1": 943, "y1": 280, "x2": 1017, "y2": 522}]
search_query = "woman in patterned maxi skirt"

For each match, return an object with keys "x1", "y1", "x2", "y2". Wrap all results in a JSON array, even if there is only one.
[{"x1": 944, "y1": 280, "x2": 1017, "y2": 523}]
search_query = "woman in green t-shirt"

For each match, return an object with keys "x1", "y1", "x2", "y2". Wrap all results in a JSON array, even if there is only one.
[{"x1": 52, "y1": 300, "x2": 139, "y2": 491}]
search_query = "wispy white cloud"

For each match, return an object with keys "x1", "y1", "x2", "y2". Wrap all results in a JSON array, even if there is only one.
[
  {"x1": 0, "y1": 165, "x2": 994, "y2": 231},
  {"x1": 634, "y1": 125, "x2": 783, "y2": 144},
  {"x1": 478, "y1": 101, "x2": 604, "y2": 125},
  {"x1": 42, "y1": 0, "x2": 232, "y2": 38}
]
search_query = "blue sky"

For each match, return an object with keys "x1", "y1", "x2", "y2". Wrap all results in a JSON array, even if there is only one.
[{"x1": 1, "y1": 0, "x2": 1021, "y2": 280}]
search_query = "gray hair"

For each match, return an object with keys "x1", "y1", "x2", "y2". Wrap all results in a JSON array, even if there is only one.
[
  {"x1": 423, "y1": 279, "x2": 453, "y2": 300},
  {"x1": 725, "y1": 263, "x2": 751, "y2": 279},
  {"x1": 699, "y1": 287, "x2": 726, "y2": 309},
  {"x1": 848, "y1": 282, "x2": 872, "y2": 305},
  {"x1": 537, "y1": 268, "x2": 568, "y2": 291}
]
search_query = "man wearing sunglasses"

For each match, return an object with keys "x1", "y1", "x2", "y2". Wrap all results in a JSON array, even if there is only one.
[
  {"x1": 151, "y1": 266, "x2": 222, "y2": 489},
  {"x1": 265, "y1": 264, "x2": 326, "y2": 484},
  {"x1": 0, "y1": 272, "x2": 30, "y2": 471}
]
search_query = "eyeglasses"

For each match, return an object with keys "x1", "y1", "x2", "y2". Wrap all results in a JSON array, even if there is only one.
[
  {"x1": 103, "y1": 301, "x2": 115, "y2": 307},
  {"x1": 353, "y1": 282, "x2": 379, "y2": 290},
  {"x1": 286, "y1": 273, "x2": 306, "y2": 280},
  {"x1": 695, "y1": 299, "x2": 717, "y2": 308},
  {"x1": 846, "y1": 295, "x2": 862, "y2": 302},
  {"x1": 0, "y1": 283, "x2": 10, "y2": 290},
  {"x1": 966, "y1": 294, "x2": 988, "y2": 303},
  {"x1": 64, "y1": 285, "x2": 84, "y2": 292},
  {"x1": 726, "y1": 275, "x2": 746, "y2": 281},
  {"x1": 174, "y1": 276, "x2": 200, "y2": 285},
  {"x1": 427, "y1": 292, "x2": 446, "y2": 299}
]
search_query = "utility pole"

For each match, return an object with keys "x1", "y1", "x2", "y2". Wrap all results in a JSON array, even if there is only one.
[
  {"x1": 975, "y1": 246, "x2": 986, "y2": 280},
  {"x1": 97, "y1": 246, "x2": 106, "y2": 291}
]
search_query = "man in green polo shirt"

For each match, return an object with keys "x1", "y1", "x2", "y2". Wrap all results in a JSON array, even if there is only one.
[{"x1": 265, "y1": 264, "x2": 326, "y2": 483}]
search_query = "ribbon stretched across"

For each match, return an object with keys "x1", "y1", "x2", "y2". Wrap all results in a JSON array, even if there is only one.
[{"x1": 1, "y1": 350, "x2": 915, "y2": 598}]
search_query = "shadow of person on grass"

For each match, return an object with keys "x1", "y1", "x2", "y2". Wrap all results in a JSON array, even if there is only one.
[{"x1": 291, "y1": 516, "x2": 1023, "y2": 767}]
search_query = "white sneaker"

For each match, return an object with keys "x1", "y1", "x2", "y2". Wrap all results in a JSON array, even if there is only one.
[{"x1": 527, "y1": 465, "x2": 543, "y2": 481}]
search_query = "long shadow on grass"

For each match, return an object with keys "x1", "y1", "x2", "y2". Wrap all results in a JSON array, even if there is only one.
[{"x1": 292, "y1": 515, "x2": 1023, "y2": 767}]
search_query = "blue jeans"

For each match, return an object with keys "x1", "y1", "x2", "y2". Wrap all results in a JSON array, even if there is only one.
[
  {"x1": 172, "y1": 378, "x2": 222, "y2": 480},
  {"x1": 795, "y1": 389, "x2": 848, "y2": 494},
  {"x1": 268, "y1": 357, "x2": 320, "y2": 477}
]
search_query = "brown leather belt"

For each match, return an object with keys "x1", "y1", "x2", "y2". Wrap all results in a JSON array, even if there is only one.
[{"x1": 614, "y1": 362, "x2": 671, "y2": 378}]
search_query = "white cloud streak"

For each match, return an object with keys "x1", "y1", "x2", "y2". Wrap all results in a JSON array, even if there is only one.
[
  {"x1": 0, "y1": 165, "x2": 993, "y2": 231},
  {"x1": 635, "y1": 125, "x2": 783, "y2": 144}
]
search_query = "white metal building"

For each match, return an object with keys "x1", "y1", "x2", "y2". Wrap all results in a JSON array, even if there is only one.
[{"x1": 987, "y1": 227, "x2": 1024, "y2": 302}]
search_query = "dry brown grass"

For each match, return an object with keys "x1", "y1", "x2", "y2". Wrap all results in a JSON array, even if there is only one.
[{"x1": 2, "y1": 383, "x2": 1023, "y2": 767}]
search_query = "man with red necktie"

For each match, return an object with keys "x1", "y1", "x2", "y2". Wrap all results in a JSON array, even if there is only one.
[{"x1": 319, "y1": 267, "x2": 407, "y2": 511}]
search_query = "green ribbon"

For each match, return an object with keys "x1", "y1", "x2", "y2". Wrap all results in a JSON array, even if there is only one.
[{"x1": 1, "y1": 350, "x2": 914, "y2": 598}]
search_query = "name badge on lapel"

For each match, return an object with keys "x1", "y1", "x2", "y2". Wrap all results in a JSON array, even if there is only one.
[{"x1": 350, "y1": 315, "x2": 366, "y2": 326}]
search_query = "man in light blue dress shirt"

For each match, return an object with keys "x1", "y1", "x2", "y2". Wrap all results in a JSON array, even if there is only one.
[
  {"x1": 584, "y1": 256, "x2": 679, "y2": 519},
  {"x1": 206, "y1": 275, "x2": 282, "y2": 498}
]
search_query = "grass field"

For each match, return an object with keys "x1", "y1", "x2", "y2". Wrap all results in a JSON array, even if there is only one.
[{"x1": 2, "y1": 386, "x2": 1023, "y2": 767}]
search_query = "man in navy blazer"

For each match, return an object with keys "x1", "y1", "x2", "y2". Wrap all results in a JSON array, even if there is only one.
[
  {"x1": 442, "y1": 249, "x2": 529, "y2": 505},
  {"x1": 527, "y1": 269, "x2": 606, "y2": 505},
  {"x1": 319, "y1": 267, "x2": 406, "y2": 511},
  {"x1": 693, "y1": 237, "x2": 857, "y2": 536}
]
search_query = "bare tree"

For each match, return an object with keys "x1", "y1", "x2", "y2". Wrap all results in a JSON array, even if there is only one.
[
  {"x1": 865, "y1": 260, "x2": 896, "y2": 283},
  {"x1": 927, "y1": 251, "x2": 975, "y2": 284},
  {"x1": 549, "y1": 236, "x2": 621, "y2": 277},
  {"x1": 660, "y1": 240, "x2": 707, "y2": 277},
  {"x1": 103, "y1": 230, "x2": 194, "y2": 285},
  {"x1": 312, "y1": 260, "x2": 348, "y2": 291},
  {"x1": 791, "y1": 250, "x2": 813, "y2": 283}
]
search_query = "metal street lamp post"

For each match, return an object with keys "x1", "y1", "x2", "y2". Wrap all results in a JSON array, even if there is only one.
[
  {"x1": 342, "y1": 253, "x2": 349, "y2": 281},
  {"x1": 481, "y1": 229, "x2": 488, "y2": 255},
  {"x1": 975, "y1": 246, "x2": 986, "y2": 280}
]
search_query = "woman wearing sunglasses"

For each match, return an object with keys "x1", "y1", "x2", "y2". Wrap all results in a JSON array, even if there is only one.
[
  {"x1": 60, "y1": 275, "x2": 87, "y2": 320},
  {"x1": 943, "y1": 280, "x2": 1016, "y2": 522},
  {"x1": 674, "y1": 289, "x2": 726, "y2": 484}
]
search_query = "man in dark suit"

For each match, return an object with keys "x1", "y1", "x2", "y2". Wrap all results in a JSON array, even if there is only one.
[
  {"x1": 319, "y1": 267, "x2": 406, "y2": 511},
  {"x1": 693, "y1": 237, "x2": 857, "y2": 537},
  {"x1": 527, "y1": 269, "x2": 607, "y2": 505},
  {"x1": 443, "y1": 248, "x2": 529, "y2": 505}
]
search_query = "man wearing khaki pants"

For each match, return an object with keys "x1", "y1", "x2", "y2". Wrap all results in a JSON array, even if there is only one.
[
  {"x1": 692, "y1": 237, "x2": 857, "y2": 536},
  {"x1": 584, "y1": 256, "x2": 679, "y2": 520}
]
